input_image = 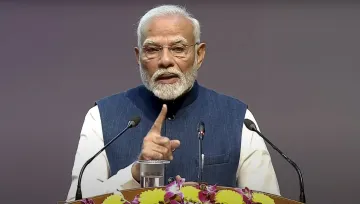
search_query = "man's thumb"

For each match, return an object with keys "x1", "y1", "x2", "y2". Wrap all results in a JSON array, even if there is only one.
[{"x1": 170, "y1": 140, "x2": 181, "y2": 149}]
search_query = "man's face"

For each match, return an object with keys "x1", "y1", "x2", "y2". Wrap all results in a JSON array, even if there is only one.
[{"x1": 135, "y1": 15, "x2": 205, "y2": 100}]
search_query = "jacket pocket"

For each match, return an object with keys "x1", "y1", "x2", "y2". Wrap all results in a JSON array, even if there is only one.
[{"x1": 194, "y1": 153, "x2": 230, "y2": 166}]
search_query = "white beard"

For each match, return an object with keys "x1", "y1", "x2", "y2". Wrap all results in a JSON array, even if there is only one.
[{"x1": 139, "y1": 62, "x2": 198, "y2": 100}]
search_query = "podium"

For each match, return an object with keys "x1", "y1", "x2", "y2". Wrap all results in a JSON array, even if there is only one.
[{"x1": 62, "y1": 186, "x2": 304, "y2": 204}]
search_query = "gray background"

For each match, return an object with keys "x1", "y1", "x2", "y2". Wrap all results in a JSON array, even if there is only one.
[{"x1": 0, "y1": 1, "x2": 359, "y2": 203}]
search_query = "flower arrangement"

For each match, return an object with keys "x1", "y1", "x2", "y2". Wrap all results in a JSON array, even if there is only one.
[{"x1": 81, "y1": 177, "x2": 275, "y2": 204}]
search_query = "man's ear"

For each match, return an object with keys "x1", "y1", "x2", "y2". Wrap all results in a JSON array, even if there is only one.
[
  {"x1": 196, "y1": 43, "x2": 206, "y2": 69},
  {"x1": 134, "y1": 47, "x2": 140, "y2": 65}
]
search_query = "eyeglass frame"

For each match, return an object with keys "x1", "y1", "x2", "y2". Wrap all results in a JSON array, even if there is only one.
[{"x1": 141, "y1": 42, "x2": 200, "y2": 59}]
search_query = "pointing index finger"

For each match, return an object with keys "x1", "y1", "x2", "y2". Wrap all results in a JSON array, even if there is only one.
[{"x1": 151, "y1": 104, "x2": 167, "y2": 133}]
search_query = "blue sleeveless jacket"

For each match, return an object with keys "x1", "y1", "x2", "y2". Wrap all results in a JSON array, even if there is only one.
[{"x1": 95, "y1": 81, "x2": 247, "y2": 187}]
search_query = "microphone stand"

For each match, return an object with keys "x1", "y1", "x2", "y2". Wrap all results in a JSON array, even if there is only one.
[
  {"x1": 244, "y1": 118, "x2": 306, "y2": 203},
  {"x1": 198, "y1": 131, "x2": 204, "y2": 183},
  {"x1": 75, "y1": 118, "x2": 140, "y2": 200},
  {"x1": 253, "y1": 128, "x2": 306, "y2": 203}
]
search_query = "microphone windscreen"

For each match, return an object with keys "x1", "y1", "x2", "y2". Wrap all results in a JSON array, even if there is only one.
[
  {"x1": 197, "y1": 121, "x2": 205, "y2": 134},
  {"x1": 244, "y1": 119, "x2": 257, "y2": 131},
  {"x1": 129, "y1": 116, "x2": 141, "y2": 128}
]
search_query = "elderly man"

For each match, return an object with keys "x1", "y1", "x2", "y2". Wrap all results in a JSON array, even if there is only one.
[{"x1": 67, "y1": 4, "x2": 280, "y2": 201}]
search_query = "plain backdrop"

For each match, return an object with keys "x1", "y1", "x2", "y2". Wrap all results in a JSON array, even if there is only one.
[{"x1": 0, "y1": 1, "x2": 359, "y2": 203}]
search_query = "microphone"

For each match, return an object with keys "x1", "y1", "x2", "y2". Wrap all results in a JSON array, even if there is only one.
[
  {"x1": 75, "y1": 116, "x2": 141, "y2": 200},
  {"x1": 244, "y1": 119, "x2": 306, "y2": 203},
  {"x1": 197, "y1": 121, "x2": 205, "y2": 182},
  {"x1": 197, "y1": 121, "x2": 205, "y2": 139}
]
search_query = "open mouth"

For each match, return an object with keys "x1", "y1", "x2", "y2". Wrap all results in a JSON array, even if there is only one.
[{"x1": 156, "y1": 73, "x2": 179, "y2": 84}]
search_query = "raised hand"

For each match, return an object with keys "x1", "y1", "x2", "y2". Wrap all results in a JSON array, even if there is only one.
[
  {"x1": 139, "y1": 104, "x2": 181, "y2": 161},
  {"x1": 132, "y1": 104, "x2": 181, "y2": 181}
]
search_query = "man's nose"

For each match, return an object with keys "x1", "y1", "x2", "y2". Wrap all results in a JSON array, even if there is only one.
[{"x1": 158, "y1": 48, "x2": 174, "y2": 68}]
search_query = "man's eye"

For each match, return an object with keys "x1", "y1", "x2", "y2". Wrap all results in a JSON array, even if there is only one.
[
  {"x1": 171, "y1": 47, "x2": 185, "y2": 53},
  {"x1": 145, "y1": 47, "x2": 160, "y2": 53}
]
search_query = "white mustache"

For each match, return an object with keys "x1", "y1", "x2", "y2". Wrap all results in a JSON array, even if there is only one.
[{"x1": 151, "y1": 68, "x2": 183, "y2": 81}]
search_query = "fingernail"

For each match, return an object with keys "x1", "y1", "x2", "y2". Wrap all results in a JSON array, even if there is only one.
[{"x1": 170, "y1": 155, "x2": 173, "y2": 160}]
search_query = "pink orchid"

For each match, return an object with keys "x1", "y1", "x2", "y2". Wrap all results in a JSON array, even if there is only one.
[
  {"x1": 197, "y1": 183, "x2": 217, "y2": 203},
  {"x1": 81, "y1": 198, "x2": 95, "y2": 204},
  {"x1": 164, "y1": 177, "x2": 185, "y2": 203},
  {"x1": 234, "y1": 187, "x2": 254, "y2": 204},
  {"x1": 131, "y1": 194, "x2": 140, "y2": 204}
]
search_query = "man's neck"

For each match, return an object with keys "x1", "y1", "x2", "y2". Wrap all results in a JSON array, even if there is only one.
[
  {"x1": 125, "y1": 81, "x2": 200, "y2": 121},
  {"x1": 149, "y1": 81, "x2": 200, "y2": 118}
]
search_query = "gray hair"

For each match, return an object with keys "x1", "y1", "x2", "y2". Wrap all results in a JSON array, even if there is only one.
[{"x1": 136, "y1": 5, "x2": 201, "y2": 48}]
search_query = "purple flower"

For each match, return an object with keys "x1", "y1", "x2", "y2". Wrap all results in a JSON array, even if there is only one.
[
  {"x1": 81, "y1": 198, "x2": 95, "y2": 204},
  {"x1": 164, "y1": 177, "x2": 185, "y2": 203},
  {"x1": 234, "y1": 187, "x2": 254, "y2": 204},
  {"x1": 131, "y1": 194, "x2": 140, "y2": 204},
  {"x1": 197, "y1": 183, "x2": 217, "y2": 203}
]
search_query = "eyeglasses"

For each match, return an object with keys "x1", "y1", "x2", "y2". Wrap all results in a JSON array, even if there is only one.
[{"x1": 142, "y1": 42, "x2": 199, "y2": 59}]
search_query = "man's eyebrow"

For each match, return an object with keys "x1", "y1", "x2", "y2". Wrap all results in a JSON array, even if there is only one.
[
  {"x1": 172, "y1": 40, "x2": 185, "y2": 44},
  {"x1": 170, "y1": 39, "x2": 188, "y2": 45},
  {"x1": 143, "y1": 40, "x2": 158, "y2": 46},
  {"x1": 142, "y1": 38, "x2": 188, "y2": 46}
]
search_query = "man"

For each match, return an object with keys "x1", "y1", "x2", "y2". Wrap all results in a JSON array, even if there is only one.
[{"x1": 66, "y1": 4, "x2": 280, "y2": 201}]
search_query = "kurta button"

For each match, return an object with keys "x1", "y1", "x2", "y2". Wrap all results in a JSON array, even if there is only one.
[{"x1": 167, "y1": 115, "x2": 175, "y2": 120}]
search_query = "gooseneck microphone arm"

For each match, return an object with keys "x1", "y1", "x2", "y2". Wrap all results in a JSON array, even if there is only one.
[
  {"x1": 75, "y1": 117, "x2": 141, "y2": 200},
  {"x1": 197, "y1": 121, "x2": 205, "y2": 183},
  {"x1": 244, "y1": 119, "x2": 306, "y2": 203}
]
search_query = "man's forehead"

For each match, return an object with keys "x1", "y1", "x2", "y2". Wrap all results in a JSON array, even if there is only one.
[{"x1": 143, "y1": 37, "x2": 188, "y2": 45}]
